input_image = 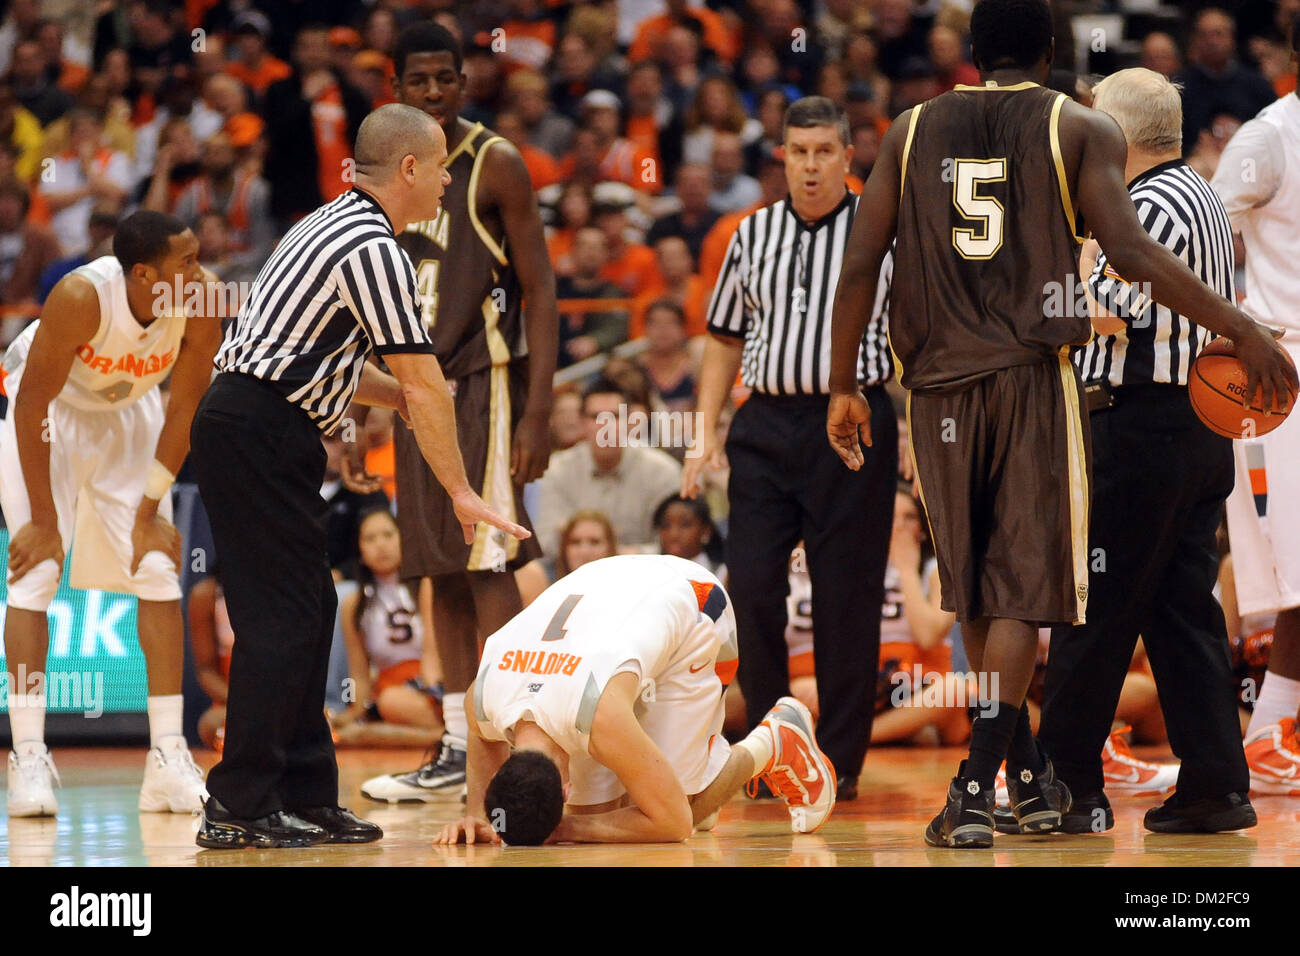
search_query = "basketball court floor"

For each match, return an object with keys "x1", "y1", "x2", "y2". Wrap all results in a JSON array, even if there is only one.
[{"x1": 2, "y1": 745, "x2": 1296, "y2": 866}]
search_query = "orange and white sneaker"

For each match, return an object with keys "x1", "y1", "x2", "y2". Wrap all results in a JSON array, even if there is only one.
[
  {"x1": 1103, "y1": 726, "x2": 1178, "y2": 797},
  {"x1": 754, "y1": 696, "x2": 837, "y2": 833},
  {"x1": 1244, "y1": 718, "x2": 1300, "y2": 796}
]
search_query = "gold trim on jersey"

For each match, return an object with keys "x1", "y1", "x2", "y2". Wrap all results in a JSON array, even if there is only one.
[
  {"x1": 444, "y1": 121, "x2": 484, "y2": 168},
  {"x1": 953, "y1": 81, "x2": 1040, "y2": 91},
  {"x1": 468, "y1": 135, "x2": 510, "y2": 267},
  {"x1": 467, "y1": 363, "x2": 520, "y2": 571},
  {"x1": 899, "y1": 103, "x2": 924, "y2": 199},
  {"x1": 1056, "y1": 346, "x2": 1090, "y2": 625},
  {"x1": 1049, "y1": 94, "x2": 1086, "y2": 242}
]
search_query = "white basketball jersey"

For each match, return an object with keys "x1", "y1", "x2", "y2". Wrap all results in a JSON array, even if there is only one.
[
  {"x1": 473, "y1": 554, "x2": 737, "y2": 757},
  {"x1": 4, "y1": 256, "x2": 187, "y2": 411},
  {"x1": 360, "y1": 574, "x2": 423, "y2": 673},
  {"x1": 1233, "y1": 95, "x2": 1300, "y2": 334}
]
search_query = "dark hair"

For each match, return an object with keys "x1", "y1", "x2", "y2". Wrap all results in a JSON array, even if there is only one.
[
  {"x1": 484, "y1": 751, "x2": 564, "y2": 846},
  {"x1": 1292, "y1": 11, "x2": 1300, "y2": 55},
  {"x1": 352, "y1": 507, "x2": 401, "y2": 633},
  {"x1": 643, "y1": 297, "x2": 685, "y2": 326},
  {"x1": 112, "y1": 210, "x2": 188, "y2": 270},
  {"x1": 0, "y1": 176, "x2": 30, "y2": 216},
  {"x1": 653, "y1": 493, "x2": 725, "y2": 566},
  {"x1": 782, "y1": 96, "x2": 849, "y2": 145},
  {"x1": 393, "y1": 22, "x2": 463, "y2": 78},
  {"x1": 556, "y1": 509, "x2": 618, "y2": 577},
  {"x1": 969, "y1": 0, "x2": 1053, "y2": 72},
  {"x1": 582, "y1": 374, "x2": 627, "y2": 410}
]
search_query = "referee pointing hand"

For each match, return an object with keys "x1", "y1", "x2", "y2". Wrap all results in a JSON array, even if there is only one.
[{"x1": 190, "y1": 103, "x2": 529, "y2": 849}]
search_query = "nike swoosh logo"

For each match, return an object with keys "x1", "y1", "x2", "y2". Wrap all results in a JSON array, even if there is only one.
[
  {"x1": 1105, "y1": 768, "x2": 1142, "y2": 784},
  {"x1": 800, "y1": 759, "x2": 819, "y2": 785},
  {"x1": 689, "y1": 662, "x2": 710, "y2": 673}
]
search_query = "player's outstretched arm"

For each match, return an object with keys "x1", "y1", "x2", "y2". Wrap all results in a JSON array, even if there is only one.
[
  {"x1": 555, "y1": 672, "x2": 693, "y2": 844},
  {"x1": 482, "y1": 139, "x2": 559, "y2": 486},
  {"x1": 385, "y1": 350, "x2": 531, "y2": 545},
  {"x1": 826, "y1": 110, "x2": 907, "y2": 469},
  {"x1": 434, "y1": 680, "x2": 508, "y2": 845},
  {"x1": 6, "y1": 275, "x2": 99, "y2": 583},
  {"x1": 1069, "y1": 104, "x2": 1297, "y2": 410}
]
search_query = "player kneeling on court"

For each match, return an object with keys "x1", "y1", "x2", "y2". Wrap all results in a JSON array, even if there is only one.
[{"x1": 435, "y1": 554, "x2": 836, "y2": 845}]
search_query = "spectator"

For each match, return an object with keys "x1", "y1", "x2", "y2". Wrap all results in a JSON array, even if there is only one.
[
  {"x1": 0, "y1": 80, "x2": 43, "y2": 180},
  {"x1": 139, "y1": 114, "x2": 201, "y2": 213},
  {"x1": 645, "y1": 162, "x2": 720, "y2": 261},
  {"x1": 362, "y1": 406, "x2": 397, "y2": 501},
  {"x1": 515, "y1": 508, "x2": 619, "y2": 606},
  {"x1": 548, "y1": 388, "x2": 585, "y2": 451},
  {"x1": 636, "y1": 299, "x2": 700, "y2": 414},
  {"x1": 535, "y1": 377, "x2": 683, "y2": 555},
  {"x1": 41, "y1": 70, "x2": 136, "y2": 161},
  {"x1": 224, "y1": 11, "x2": 291, "y2": 99},
  {"x1": 1175, "y1": 7, "x2": 1275, "y2": 153},
  {"x1": 126, "y1": 0, "x2": 192, "y2": 80},
  {"x1": 551, "y1": 30, "x2": 622, "y2": 118},
  {"x1": 657, "y1": 21, "x2": 705, "y2": 116},
  {"x1": 506, "y1": 68, "x2": 574, "y2": 159},
  {"x1": 555, "y1": 225, "x2": 629, "y2": 366},
  {"x1": 199, "y1": 73, "x2": 251, "y2": 133},
  {"x1": 632, "y1": 236, "x2": 710, "y2": 338},
  {"x1": 930, "y1": 24, "x2": 980, "y2": 91},
  {"x1": 132, "y1": 71, "x2": 205, "y2": 190},
  {"x1": 843, "y1": 30, "x2": 891, "y2": 110},
  {"x1": 361, "y1": 6, "x2": 398, "y2": 58},
  {"x1": 0, "y1": 176, "x2": 56, "y2": 320},
  {"x1": 35, "y1": 208, "x2": 115, "y2": 303},
  {"x1": 174, "y1": 131, "x2": 272, "y2": 261},
  {"x1": 873, "y1": 0, "x2": 933, "y2": 80},
  {"x1": 10, "y1": 38, "x2": 74, "y2": 126},
  {"x1": 1141, "y1": 31, "x2": 1182, "y2": 79},
  {"x1": 744, "y1": 86, "x2": 790, "y2": 175},
  {"x1": 709, "y1": 130, "x2": 761, "y2": 213},
  {"x1": 192, "y1": 30, "x2": 227, "y2": 89},
  {"x1": 0, "y1": 0, "x2": 40, "y2": 77},
  {"x1": 321, "y1": 430, "x2": 390, "y2": 582},
  {"x1": 559, "y1": 89, "x2": 660, "y2": 194},
  {"x1": 263, "y1": 23, "x2": 369, "y2": 226},
  {"x1": 624, "y1": 60, "x2": 681, "y2": 184},
  {"x1": 699, "y1": 148, "x2": 787, "y2": 286},
  {"x1": 350, "y1": 50, "x2": 396, "y2": 109},
  {"x1": 682, "y1": 76, "x2": 761, "y2": 167},
  {"x1": 654, "y1": 493, "x2": 725, "y2": 576},
  {"x1": 816, "y1": 0, "x2": 870, "y2": 62},
  {"x1": 546, "y1": 179, "x2": 593, "y2": 277},
  {"x1": 192, "y1": 210, "x2": 258, "y2": 289},
  {"x1": 738, "y1": 45, "x2": 803, "y2": 112},
  {"x1": 499, "y1": 0, "x2": 557, "y2": 74},
  {"x1": 891, "y1": 56, "x2": 942, "y2": 116},
  {"x1": 629, "y1": 0, "x2": 739, "y2": 66},
  {"x1": 41, "y1": 108, "x2": 130, "y2": 256},
  {"x1": 758, "y1": 0, "x2": 822, "y2": 91},
  {"x1": 850, "y1": 122, "x2": 882, "y2": 182},
  {"x1": 495, "y1": 107, "x2": 562, "y2": 190},
  {"x1": 594, "y1": 190, "x2": 658, "y2": 295},
  {"x1": 1187, "y1": 111, "x2": 1243, "y2": 181},
  {"x1": 36, "y1": 19, "x2": 88, "y2": 96}
]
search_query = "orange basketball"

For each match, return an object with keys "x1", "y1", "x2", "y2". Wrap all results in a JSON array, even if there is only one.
[{"x1": 1188, "y1": 338, "x2": 1295, "y2": 439}]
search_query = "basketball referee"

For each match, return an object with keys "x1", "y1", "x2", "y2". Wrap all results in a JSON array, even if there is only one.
[
  {"x1": 1039, "y1": 69, "x2": 1259, "y2": 833},
  {"x1": 683, "y1": 96, "x2": 897, "y2": 801},
  {"x1": 188, "y1": 103, "x2": 529, "y2": 849}
]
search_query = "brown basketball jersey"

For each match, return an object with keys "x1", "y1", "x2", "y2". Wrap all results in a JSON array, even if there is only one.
[
  {"x1": 888, "y1": 82, "x2": 1089, "y2": 391},
  {"x1": 397, "y1": 121, "x2": 526, "y2": 379}
]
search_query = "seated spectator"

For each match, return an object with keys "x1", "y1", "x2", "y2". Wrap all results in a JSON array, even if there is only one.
[
  {"x1": 708, "y1": 130, "x2": 761, "y2": 213},
  {"x1": 535, "y1": 376, "x2": 683, "y2": 555},
  {"x1": 546, "y1": 179, "x2": 593, "y2": 277},
  {"x1": 549, "y1": 388, "x2": 585, "y2": 451},
  {"x1": 188, "y1": 568, "x2": 235, "y2": 750},
  {"x1": 331, "y1": 509, "x2": 443, "y2": 747},
  {"x1": 1175, "y1": 8, "x2": 1276, "y2": 152},
  {"x1": 515, "y1": 508, "x2": 619, "y2": 606},
  {"x1": 632, "y1": 236, "x2": 709, "y2": 338},
  {"x1": 0, "y1": 81, "x2": 43, "y2": 180},
  {"x1": 654, "y1": 493, "x2": 725, "y2": 576},
  {"x1": 929, "y1": 24, "x2": 979, "y2": 91},
  {"x1": 42, "y1": 108, "x2": 130, "y2": 256},
  {"x1": 132, "y1": 70, "x2": 206, "y2": 191},
  {"x1": 1141, "y1": 31, "x2": 1182, "y2": 79},
  {"x1": 559, "y1": 90, "x2": 661, "y2": 195},
  {"x1": 10, "y1": 38, "x2": 74, "y2": 126},
  {"x1": 698, "y1": 150, "x2": 787, "y2": 286},
  {"x1": 495, "y1": 107, "x2": 561, "y2": 190},
  {"x1": 594, "y1": 189, "x2": 658, "y2": 296},
  {"x1": 850, "y1": 122, "x2": 881, "y2": 183},
  {"x1": 505, "y1": 68, "x2": 574, "y2": 159},
  {"x1": 193, "y1": 211, "x2": 258, "y2": 291},
  {"x1": 363, "y1": 406, "x2": 397, "y2": 500},
  {"x1": 224, "y1": 11, "x2": 291, "y2": 99},
  {"x1": 36, "y1": 208, "x2": 116, "y2": 303},
  {"x1": 744, "y1": 86, "x2": 789, "y2": 175},
  {"x1": 843, "y1": 30, "x2": 891, "y2": 109},
  {"x1": 499, "y1": 0, "x2": 557, "y2": 74},
  {"x1": 36, "y1": 18, "x2": 88, "y2": 96},
  {"x1": 681, "y1": 78, "x2": 762, "y2": 167},
  {"x1": 138, "y1": 115, "x2": 201, "y2": 213},
  {"x1": 658, "y1": 22, "x2": 706, "y2": 118},
  {"x1": 322, "y1": 429, "x2": 390, "y2": 581},
  {"x1": 1187, "y1": 111, "x2": 1242, "y2": 181},
  {"x1": 173, "y1": 131, "x2": 273, "y2": 262},
  {"x1": 555, "y1": 226, "x2": 629, "y2": 366},
  {"x1": 0, "y1": 176, "x2": 59, "y2": 318},
  {"x1": 890, "y1": 56, "x2": 941, "y2": 116},
  {"x1": 40, "y1": 71, "x2": 136, "y2": 162},
  {"x1": 624, "y1": 61, "x2": 680, "y2": 186},
  {"x1": 635, "y1": 299, "x2": 700, "y2": 414},
  {"x1": 630, "y1": 0, "x2": 739, "y2": 66},
  {"x1": 645, "y1": 162, "x2": 720, "y2": 262},
  {"x1": 349, "y1": 49, "x2": 397, "y2": 110},
  {"x1": 550, "y1": 30, "x2": 624, "y2": 119}
]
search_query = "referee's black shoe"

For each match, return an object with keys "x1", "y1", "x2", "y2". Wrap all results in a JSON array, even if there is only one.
[
  {"x1": 195, "y1": 797, "x2": 329, "y2": 849},
  {"x1": 924, "y1": 762, "x2": 995, "y2": 848},
  {"x1": 291, "y1": 805, "x2": 383, "y2": 843},
  {"x1": 995, "y1": 755, "x2": 1072, "y2": 834},
  {"x1": 1143, "y1": 791, "x2": 1257, "y2": 834},
  {"x1": 1059, "y1": 790, "x2": 1115, "y2": 834}
]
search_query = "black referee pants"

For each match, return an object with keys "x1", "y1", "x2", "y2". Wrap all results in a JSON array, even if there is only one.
[
  {"x1": 1039, "y1": 384, "x2": 1249, "y2": 802},
  {"x1": 189, "y1": 373, "x2": 339, "y2": 819},
  {"x1": 725, "y1": 387, "x2": 897, "y2": 782}
]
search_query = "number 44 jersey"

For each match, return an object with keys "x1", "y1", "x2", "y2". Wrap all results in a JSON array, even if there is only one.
[{"x1": 473, "y1": 554, "x2": 739, "y2": 768}]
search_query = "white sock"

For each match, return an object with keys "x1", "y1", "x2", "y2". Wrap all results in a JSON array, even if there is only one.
[
  {"x1": 735, "y1": 723, "x2": 775, "y2": 776},
  {"x1": 146, "y1": 694, "x2": 185, "y2": 749},
  {"x1": 442, "y1": 692, "x2": 468, "y2": 746},
  {"x1": 1247, "y1": 672, "x2": 1300, "y2": 737},
  {"x1": 10, "y1": 694, "x2": 47, "y2": 756}
]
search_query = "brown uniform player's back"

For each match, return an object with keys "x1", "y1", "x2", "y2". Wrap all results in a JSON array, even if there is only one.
[{"x1": 889, "y1": 82, "x2": 1089, "y2": 391}]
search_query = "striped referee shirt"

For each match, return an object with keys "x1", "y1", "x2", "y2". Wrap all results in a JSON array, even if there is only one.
[
  {"x1": 707, "y1": 191, "x2": 892, "y2": 395},
  {"x1": 216, "y1": 188, "x2": 433, "y2": 431},
  {"x1": 1076, "y1": 160, "x2": 1235, "y2": 387}
]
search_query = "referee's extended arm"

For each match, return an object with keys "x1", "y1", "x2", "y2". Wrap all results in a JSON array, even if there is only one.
[
  {"x1": 826, "y1": 111, "x2": 908, "y2": 470},
  {"x1": 681, "y1": 333, "x2": 741, "y2": 499}
]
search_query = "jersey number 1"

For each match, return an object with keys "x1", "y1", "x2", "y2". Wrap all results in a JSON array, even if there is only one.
[
  {"x1": 951, "y1": 158, "x2": 1007, "y2": 260},
  {"x1": 541, "y1": 594, "x2": 582, "y2": 641}
]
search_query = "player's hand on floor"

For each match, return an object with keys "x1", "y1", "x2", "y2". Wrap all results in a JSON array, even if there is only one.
[
  {"x1": 450, "y1": 488, "x2": 532, "y2": 545},
  {"x1": 434, "y1": 815, "x2": 500, "y2": 845},
  {"x1": 1235, "y1": 321, "x2": 1299, "y2": 414},
  {"x1": 131, "y1": 512, "x2": 181, "y2": 575},
  {"x1": 826, "y1": 390, "x2": 872, "y2": 470},
  {"x1": 7, "y1": 521, "x2": 64, "y2": 582}
]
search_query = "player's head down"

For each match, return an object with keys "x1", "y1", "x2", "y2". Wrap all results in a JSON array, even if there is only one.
[
  {"x1": 484, "y1": 751, "x2": 565, "y2": 846},
  {"x1": 969, "y1": 0, "x2": 1054, "y2": 75}
]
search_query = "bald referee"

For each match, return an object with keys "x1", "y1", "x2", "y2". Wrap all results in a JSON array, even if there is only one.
[{"x1": 189, "y1": 104, "x2": 530, "y2": 849}]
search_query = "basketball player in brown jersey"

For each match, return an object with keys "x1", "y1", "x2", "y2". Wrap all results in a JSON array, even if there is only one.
[
  {"x1": 356, "y1": 23, "x2": 559, "y2": 801},
  {"x1": 825, "y1": 0, "x2": 1297, "y2": 847}
]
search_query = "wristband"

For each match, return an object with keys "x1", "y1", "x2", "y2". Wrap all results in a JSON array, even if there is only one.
[{"x1": 144, "y1": 459, "x2": 175, "y2": 500}]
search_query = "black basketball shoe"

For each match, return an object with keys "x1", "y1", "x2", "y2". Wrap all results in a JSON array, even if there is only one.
[{"x1": 924, "y1": 762, "x2": 995, "y2": 848}]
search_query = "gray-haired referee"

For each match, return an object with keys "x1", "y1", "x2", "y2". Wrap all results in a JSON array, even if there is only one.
[
  {"x1": 683, "y1": 96, "x2": 896, "y2": 800},
  {"x1": 1039, "y1": 69, "x2": 1257, "y2": 834},
  {"x1": 188, "y1": 104, "x2": 529, "y2": 849}
]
